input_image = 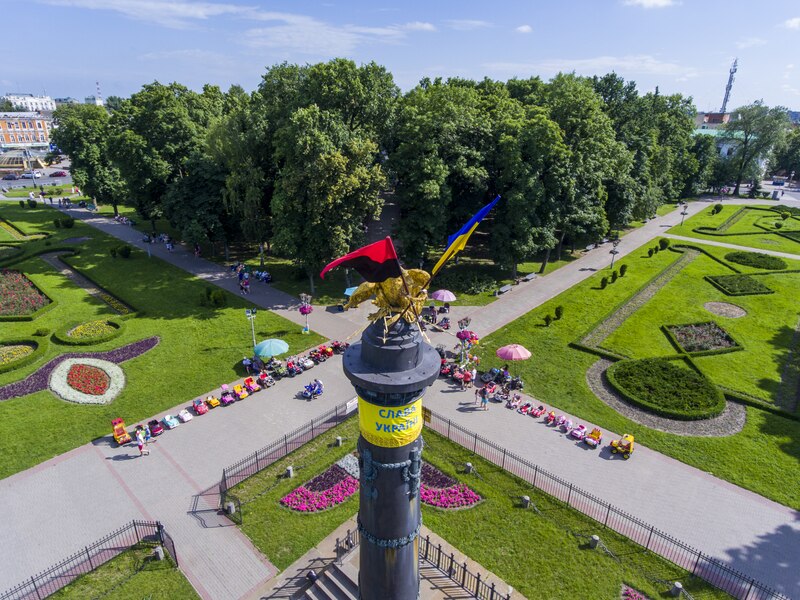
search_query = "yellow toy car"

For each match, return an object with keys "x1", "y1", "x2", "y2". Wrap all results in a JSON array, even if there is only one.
[
  {"x1": 205, "y1": 394, "x2": 220, "y2": 409},
  {"x1": 112, "y1": 418, "x2": 131, "y2": 445},
  {"x1": 610, "y1": 434, "x2": 635, "y2": 459},
  {"x1": 233, "y1": 384, "x2": 249, "y2": 399}
]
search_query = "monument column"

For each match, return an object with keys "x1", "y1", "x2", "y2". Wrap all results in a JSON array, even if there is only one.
[{"x1": 343, "y1": 317, "x2": 440, "y2": 600}]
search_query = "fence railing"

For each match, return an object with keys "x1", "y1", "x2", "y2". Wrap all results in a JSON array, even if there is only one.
[
  {"x1": 334, "y1": 529, "x2": 510, "y2": 600},
  {"x1": 219, "y1": 399, "x2": 358, "y2": 510},
  {"x1": 424, "y1": 409, "x2": 788, "y2": 600},
  {"x1": 0, "y1": 520, "x2": 175, "y2": 600}
]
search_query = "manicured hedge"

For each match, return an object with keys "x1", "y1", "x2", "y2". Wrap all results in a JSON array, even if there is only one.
[
  {"x1": 606, "y1": 358, "x2": 726, "y2": 420},
  {"x1": 0, "y1": 338, "x2": 48, "y2": 374},
  {"x1": 724, "y1": 251, "x2": 787, "y2": 271},
  {"x1": 434, "y1": 271, "x2": 497, "y2": 295},
  {"x1": 705, "y1": 274, "x2": 773, "y2": 296},
  {"x1": 53, "y1": 318, "x2": 124, "y2": 346}
]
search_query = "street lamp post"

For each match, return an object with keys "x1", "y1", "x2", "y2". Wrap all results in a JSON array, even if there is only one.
[
  {"x1": 609, "y1": 239, "x2": 621, "y2": 270},
  {"x1": 299, "y1": 293, "x2": 312, "y2": 334},
  {"x1": 245, "y1": 308, "x2": 257, "y2": 349}
]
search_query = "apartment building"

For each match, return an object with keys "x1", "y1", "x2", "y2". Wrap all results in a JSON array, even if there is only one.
[
  {"x1": 3, "y1": 93, "x2": 56, "y2": 112},
  {"x1": 0, "y1": 112, "x2": 52, "y2": 149}
]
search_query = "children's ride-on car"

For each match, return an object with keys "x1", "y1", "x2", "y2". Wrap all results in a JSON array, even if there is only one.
[
  {"x1": 545, "y1": 411, "x2": 556, "y2": 425},
  {"x1": 531, "y1": 405, "x2": 547, "y2": 418},
  {"x1": 301, "y1": 381, "x2": 324, "y2": 400},
  {"x1": 569, "y1": 424, "x2": 587, "y2": 441},
  {"x1": 584, "y1": 427, "x2": 602, "y2": 448},
  {"x1": 554, "y1": 415, "x2": 566, "y2": 428},
  {"x1": 506, "y1": 393, "x2": 522, "y2": 409},
  {"x1": 560, "y1": 419, "x2": 573, "y2": 433},
  {"x1": 518, "y1": 402, "x2": 532, "y2": 415},
  {"x1": 205, "y1": 395, "x2": 220, "y2": 409},
  {"x1": 193, "y1": 399, "x2": 209, "y2": 415},
  {"x1": 300, "y1": 357, "x2": 315, "y2": 370},
  {"x1": 272, "y1": 364, "x2": 289, "y2": 379},
  {"x1": 243, "y1": 377, "x2": 261, "y2": 393},
  {"x1": 440, "y1": 362, "x2": 454, "y2": 377},
  {"x1": 257, "y1": 373, "x2": 275, "y2": 387},
  {"x1": 112, "y1": 418, "x2": 132, "y2": 445},
  {"x1": 178, "y1": 409, "x2": 193, "y2": 423},
  {"x1": 610, "y1": 433, "x2": 635, "y2": 459},
  {"x1": 162, "y1": 414, "x2": 180, "y2": 429},
  {"x1": 148, "y1": 419, "x2": 164, "y2": 436},
  {"x1": 233, "y1": 384, "x2": 249, "y2": 400},
  {"x1": 219, "y1": 385, "x2": 236, "y2": 406}
]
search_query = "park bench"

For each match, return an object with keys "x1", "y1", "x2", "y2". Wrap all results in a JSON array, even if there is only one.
[
  {"x1": 496, "y1": 284, "x2": 513, "y2": 296},
  {"x1": 521, "y1": 272, "x2": 537, "y2": 282}
]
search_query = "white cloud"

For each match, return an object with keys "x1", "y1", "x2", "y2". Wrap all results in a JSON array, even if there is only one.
[
  {"x1": 784, "y1": 17, "x2": 800, "y2": 29},
  {"x1": 484, "y1": 54, "x2": 698, "y2": 79},
  {"x1": 515, "y1": 24, "x2": 532, "y2": 34},
  {"x1": 37, "y1": 0, "x2": 250, "y2": 28},
  {"x1": 736, "y1": 37, "x2": 767, "y2": 49},
  {"x1": 401, "y1": 21, "x2": 436, "y2": 32},
  {"x1": 624, "y1": 0, "x2": 675, "y2": 7},
  {"x1": 445, "y1": 19, "x2": 492, "y2": 31}
]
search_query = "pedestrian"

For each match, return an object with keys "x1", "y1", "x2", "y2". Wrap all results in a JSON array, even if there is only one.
[
  {"x1": 480, "y1": 386, "x2": 489, "y2": 411},
  {"x1": 136, "y1": 429, "x2": 149, "y2": 456},
  {"x1": 781, "y1": 190, "x2": 785, "y2": 197},
  {"x1": 194, "y1": 243, "x2": 201, "y2": 258},
  {"x1": 143, "y1": 424, "x2": 152, "y2": 445}
]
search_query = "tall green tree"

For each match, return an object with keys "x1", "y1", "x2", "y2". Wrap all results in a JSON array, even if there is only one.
[
  {"x1": 50, "y1": 104, "x2": 128, "y2": 214},
  {"x1": 771, "y1": 127, "x2": 800, "y2": 179},
  {"x1": 271, "y1": 106, "x2": 386, "y2": 292},
  {"x1": 721, "y1": 102, "x2": 790, "y2": 195}
]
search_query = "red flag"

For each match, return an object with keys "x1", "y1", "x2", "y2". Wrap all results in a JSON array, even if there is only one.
[{"x1": 320, "y1": 237, "x2": 402, "y2": 283}]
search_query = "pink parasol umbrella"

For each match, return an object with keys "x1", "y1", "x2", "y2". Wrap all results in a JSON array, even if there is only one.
[
  {"x1": 496, "y1": 344, "x2": 531, "y2": 361},
  {"x1": 431, "y1": 289, "x2": 456, "y2": 302}
]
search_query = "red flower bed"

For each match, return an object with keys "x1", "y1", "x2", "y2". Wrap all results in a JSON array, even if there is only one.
[
  {"x1": 0, "y1": 270, "x2": 50, "y2": 316},
  {"x1": 66, "y1": 364, "x2": 110, "y2": 395}
]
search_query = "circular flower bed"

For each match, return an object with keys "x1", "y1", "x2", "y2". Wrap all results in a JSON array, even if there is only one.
[
  {"x1": 49, "y1": 358, "x2": 125, "y2": 404},
  {"x1": 0, "y1": 344, "x2": 34, "y2": 366},
  {"x1": 281, "y1": 464, "x2": 359, "y2": 513},
  {"x1": 68, "y1": 320, "x2": 118, "y2": 339},
  {"x1": 606, "y1": 358, "x2": 726, "y2": 420},
  {"x1": 703, "y1": 302, "x2": 747, "y2": 319}
]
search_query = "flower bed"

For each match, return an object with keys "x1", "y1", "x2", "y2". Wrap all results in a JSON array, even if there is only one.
[
  {"x1": 49, "y1": 358, "x2": 124, "y2": 404},
  {"x1": 280, "y1": 464, "x2": 359, "y2": 513},
  {"x1": 705, "y1": 274, "x2": 773, "y2": 296},
  {"x1": 69, "y1": 320, "x2": 117, "y2": 339},
  {"x1": 666, "y1": 322, "x2": 738, "y2": 353},
  {"x1": 420, "y1": 463, "x2": 481, "y2": 509},
  {"x1": 0, "y1": 269, "x2": 50, "y2": 316},
  {"x1": 0, "y1": 344, "x2": 34, "y2": 366},
  {"x1": 66, "y1": 363, "x2": 110, "y2": 395},
  {"x1": 0, "y1": 337, "x2": 159, "y2": 401},
  {"x1": 54, "y1": 319, "x2": 124, "y2": 346}
]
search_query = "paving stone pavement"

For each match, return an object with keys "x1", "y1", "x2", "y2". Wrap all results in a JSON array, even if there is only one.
[{"x1": 2, "y1": 199, "x2": 799, "y2": 598}]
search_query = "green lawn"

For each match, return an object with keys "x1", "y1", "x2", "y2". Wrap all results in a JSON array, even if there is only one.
[
  {"x1": 232, "y1": 417, "x2": 727, "y2": 599},
  {"x1": 48, "y1": 542, "x2": 198, "y2": 600},
  {"x1": 3, "y1": 185, "x2": 76, "y2": 198},
  {"x1": 0, "y1": 204, "x2": 324, "y2": 479},
  {"x1": 670, "y1": 205, "x2": 800, "y2": 255},
  {"x1": 627, "y1": 201, "x2": 681, "y2": 229},
  {"x1": 476, "y1": 241, "x2": 800, "y2": 510}
]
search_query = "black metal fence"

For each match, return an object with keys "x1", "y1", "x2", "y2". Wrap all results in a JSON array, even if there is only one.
[
  {"x1": 334, "y1": 529, "x2": 511, "y2": 600},
  {"x1": 424, "y1": 409, "x2": 788, "y2": 600},
  {"x1": 219, "y1": 399, "x2": 357, "y2": 509},
  {"x1": 0, "y1": 520, "x2": 175, "y2": 600}
]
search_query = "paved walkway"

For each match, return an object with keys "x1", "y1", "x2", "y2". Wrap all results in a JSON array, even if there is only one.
[{"x1": 1, "y1": 198, "x2": 799, "y2": 598}]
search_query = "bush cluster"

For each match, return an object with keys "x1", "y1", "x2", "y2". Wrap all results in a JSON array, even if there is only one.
[
  {"x1": 53, "y1": 216, "x2": 74, "y2": 229},
  {"x1": 202, "y1": 286, "x2": 227, "y2": 307},
  {"x1": 606, "y1": 358, "x2": 725, "y2": 420},
  {"x1": 26, "y1": 199, "x2": 37, "y2": 208},
  {"x1": 706, "y1": 274, "x2": 773, "y2": 296},
  {"x1": 658, "y1": 238, "x2": 670, "y2": 250},
  {"x1": 434, "y1": 271, "x2": 497, "y2": 295},
  {"x1": 724, "y1": 251, "x2": 787, "y2": 271},
  {"x1": 711, "y1": 204, "x2": 723, "y2": 215},
  {"x1": 109, "y1": 245, "x2": 132, "y2": 258}
]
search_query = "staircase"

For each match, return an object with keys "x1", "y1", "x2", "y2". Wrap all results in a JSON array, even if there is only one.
[{"x1": 303, "y1": 562, "x2": 359, "y2": 600}]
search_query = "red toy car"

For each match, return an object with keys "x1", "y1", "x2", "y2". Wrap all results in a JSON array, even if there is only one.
[
  {"x1": 192, "y1": 398, "x2": 209, "y2": 415},
  {"x1": 147, "y1": 419, "x2": 164, "y2": 436}
]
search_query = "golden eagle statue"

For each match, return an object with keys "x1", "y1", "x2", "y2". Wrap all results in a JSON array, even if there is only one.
[{"x1": 345, "y1": 269, "x2": 430, "y2": 325}]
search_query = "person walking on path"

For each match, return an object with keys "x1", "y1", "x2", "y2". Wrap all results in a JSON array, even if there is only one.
[
  {"x1": 480, "y1": 386, "x2": 489, "y2": 411},
  {"x1": 135, "y1": 429, "x2": 149, "y2": 456}
]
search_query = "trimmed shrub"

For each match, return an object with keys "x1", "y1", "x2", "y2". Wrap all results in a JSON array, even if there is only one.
[
  {"x1": 653, "y1": 246, "x2": 660, "y2": 254},
  {"x1": 611, "y1": 270, "x2": 618, "y2": 283},
  {"x1": 544, "y1": 314, "x2": 553, "y2": 327},
  {"x1": 117, "y1": 245, "x2": 131, "y2": 259},
  {"x1": 647, "y1": 248, "x2": 654, "y2": 257},
  {"x1": 659, "y1": 238, "x2": 670, "y2": 250},
  {"x1": 712, "y1": 203, "x2": 723, "y2": 214},
  {"x1": 18, "y1": 200, "x2": 24, "y2": 208},
  {"x1": 706, "y1": 274, "x2": 773, "y2": 296},
  {"x1": 27, "y1": 199, "x2": 37, "y2": 208},
  {"x1": 725, "y1": 251, "x2": 787, "y2": 270},
  {"x1": 781, "y1": 212, "x2": 791, "y2": 220},
  {"x1": 61, "y1": 216, "x2": 74, "y2": 229},
  {"x1": 619, "y1": 264, "x2": 628, "y2": 277},
  {"x1": 109, "y1": 246, "x2": 117, "y2": 258},
  {"x1": 774, "y1": 222, "x2": 783, "y2": 230},
  {"x1": 33, "y1": 327, "x2": 49, "y2": 337},
  {"x1": 600, "y1": 276, "x2": 608, "y2": 289},
  {"x1": 53, "y1": 218, "x2": 62, "y2": 229},
  {"x1": 607, "y1": 358, "x2": 725, "y2": 420},
  {"x1": 554, "y1": 305, "x2": 564, "y2": 320},
  {"x1": 210, "y1": 289, "x2": 227, "y2": 307}
]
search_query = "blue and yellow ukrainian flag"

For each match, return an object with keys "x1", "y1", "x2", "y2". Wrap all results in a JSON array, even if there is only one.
[{"x1": 431, "y1": 195, "x2": 501, "y2": 275}]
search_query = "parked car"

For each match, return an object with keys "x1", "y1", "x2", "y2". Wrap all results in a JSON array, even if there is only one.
[
  {"x1": 2, "y1": 173, "x2": 19, "y2": 180},
  {"x1": 50, "y1": 170, "x2": 67, "y2": 177},
  {"x1": 20, "y1": 171, "x2": 42, "y2": 179}
]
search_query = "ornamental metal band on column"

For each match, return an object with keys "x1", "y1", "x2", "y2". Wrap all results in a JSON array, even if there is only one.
[{"x1": 343, "y1": 315, "x2": 439, "y2": 600}]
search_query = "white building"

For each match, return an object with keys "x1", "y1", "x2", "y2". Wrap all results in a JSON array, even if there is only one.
[
  {"x1": 85, "y1": 95, "x2": 104, "y2": 106},
  {"x1": 3, "y1": 93, "x2": 56, "y2": 112}
]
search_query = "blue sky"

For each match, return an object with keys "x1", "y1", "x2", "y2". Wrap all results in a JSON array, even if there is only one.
[{"x1": 5, "y1": 0, "x2": 800, "y2": 111}]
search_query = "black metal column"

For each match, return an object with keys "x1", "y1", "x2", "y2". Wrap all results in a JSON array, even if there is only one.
[{"x1": 343, "y1": 318, "x2": 440, "y2": 600}]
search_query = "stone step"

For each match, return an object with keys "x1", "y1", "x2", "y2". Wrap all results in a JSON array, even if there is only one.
[{"x1": 325, "y1": 564, "x2": 359, "y2": 599}]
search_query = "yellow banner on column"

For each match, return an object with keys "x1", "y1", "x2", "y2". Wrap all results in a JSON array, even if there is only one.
[{"x1": 359, "y1": 397, "x2": 423, "y2": 448}]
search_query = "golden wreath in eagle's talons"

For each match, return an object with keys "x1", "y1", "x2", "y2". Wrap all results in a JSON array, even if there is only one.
[{"x1": 344, "y1": 269, "x2": 430, "y2": 324}]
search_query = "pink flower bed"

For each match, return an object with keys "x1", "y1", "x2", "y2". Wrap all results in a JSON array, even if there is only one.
[
  {"x1": 420, "y1": 463, "x2": 481, "y2": 509},
  {"x1": 280, "y1": 464, "x2": 358, "y2": 513},
  {"x1": 0, "y1": 270, "x2": 50, "y2": 316}
]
